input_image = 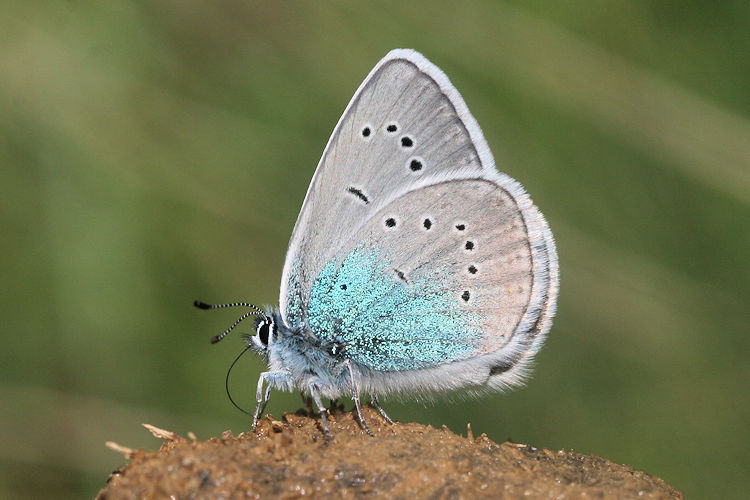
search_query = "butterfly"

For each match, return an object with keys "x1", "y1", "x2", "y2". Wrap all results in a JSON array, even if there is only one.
[{"x1": 196, "y1": 49, "x2": 559, "y2": 437}]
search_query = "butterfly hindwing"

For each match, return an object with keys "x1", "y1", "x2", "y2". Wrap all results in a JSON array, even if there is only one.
[{"x1": 304, "y1": 174, "x2": 552, "y2": 371}]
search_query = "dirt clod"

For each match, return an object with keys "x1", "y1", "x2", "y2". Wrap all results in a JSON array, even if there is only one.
[{"x1": 97, "y1": 406, "x2": 683, "y2": 499}]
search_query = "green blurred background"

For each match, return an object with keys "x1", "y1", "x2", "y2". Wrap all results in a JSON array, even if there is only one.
[{"x1": 2, "y1": 1, "x2": 748, "y2": 498}]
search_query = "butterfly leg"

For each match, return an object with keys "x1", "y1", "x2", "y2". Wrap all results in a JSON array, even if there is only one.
[
  {"x1": 344, "y1": 359, "x2": 373, "y2": 436},
  {"x1": 253, "y1": 370, "x2": 289, "y2": 430},
  {"x1": 371, "y1": 395, "x2": 396, "y2": 425},
  {"x1": 257, "y1": 384, "x2": 272, "y2": 420},
  {"x1": 310, "y1": 388, "x2": 331, "y2": 439}
]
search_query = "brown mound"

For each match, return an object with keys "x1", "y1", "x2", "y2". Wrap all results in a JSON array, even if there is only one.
[{"x1": 97, "y1": 406, "x2": 683, "y2": 499}]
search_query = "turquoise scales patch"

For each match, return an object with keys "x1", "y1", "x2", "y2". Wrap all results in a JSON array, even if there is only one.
[
  {"x1": 305, "y1": 247, "x2": 482, "y2": 371},
  {"x1": 284, "y1": 260, "x2": 305, "y2": 329}
]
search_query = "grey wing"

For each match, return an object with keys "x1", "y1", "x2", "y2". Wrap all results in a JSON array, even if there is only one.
[
  {"x1": 281, "y1": 49, "x2": 496, "y2": 326},
  {"x1": 305, "y1": 173, "x2": 558, "y2": 395},
  {"x1": 279, "y1": 48, "x2": 558, "y2": 393}
]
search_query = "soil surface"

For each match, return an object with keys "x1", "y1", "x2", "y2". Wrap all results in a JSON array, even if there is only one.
[{"x1": 97, "y1": 406, "x2": 683, "y2": 499}]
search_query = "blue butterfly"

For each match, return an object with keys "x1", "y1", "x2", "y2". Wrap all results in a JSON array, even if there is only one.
[{"x1": 197, "y1": 49, "x2": 558, "y2": 436}]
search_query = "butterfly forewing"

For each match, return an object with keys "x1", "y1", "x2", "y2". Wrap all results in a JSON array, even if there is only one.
[{"x1": 281, "y1": 51, "x2": 490, "y2": 326}]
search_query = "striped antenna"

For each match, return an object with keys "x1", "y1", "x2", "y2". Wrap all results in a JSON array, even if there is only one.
[{"x1": 194, "y1": 300, "x2": 267, "y2": 344}]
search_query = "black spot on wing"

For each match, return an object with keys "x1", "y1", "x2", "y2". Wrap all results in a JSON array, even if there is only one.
[{"x1": 347, "y1": 187, "x2": 369, "y2": 204}]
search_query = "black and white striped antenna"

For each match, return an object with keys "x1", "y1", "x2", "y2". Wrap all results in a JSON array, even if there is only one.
[{"x1": 193, "y1": 300, "x2": 267, "y2": 344}]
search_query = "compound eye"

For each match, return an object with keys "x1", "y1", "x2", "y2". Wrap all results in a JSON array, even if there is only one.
[{"x1": 257, "y1": 321, "x2": 270, "y2": 346}]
